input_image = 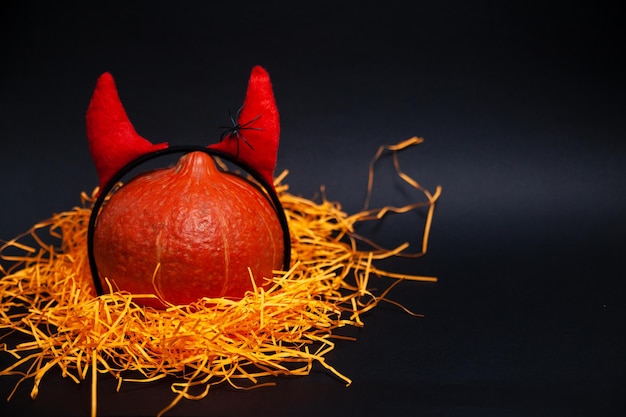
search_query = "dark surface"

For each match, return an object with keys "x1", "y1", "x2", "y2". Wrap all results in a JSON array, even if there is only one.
[{"x1": 1, "y1": 1, "x2": 624, "y2": 416}]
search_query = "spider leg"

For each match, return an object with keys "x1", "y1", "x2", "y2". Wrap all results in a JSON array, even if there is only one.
[
  {"x1": 219, "y1": 129, "x2": 229, "y2": 141},
  {"x1": 238, "y1": 132, "x2": 254, "y2": 150},
  {"x1": 219, "y1": 108, "x2": 241, "y2": 141},
  {"x1": 238, "y1": 113, "x2": 262, "y2": 128},
  {"x1": 235, "y1": 105, "x2": 244, "y2": 120}
]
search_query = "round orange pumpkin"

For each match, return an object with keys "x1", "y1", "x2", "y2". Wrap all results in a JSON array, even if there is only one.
[{"x1": 92, "y1": 151, "x2": 284, "y2": 308}]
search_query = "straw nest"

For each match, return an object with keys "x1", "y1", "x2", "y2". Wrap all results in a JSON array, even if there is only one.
[{"x1": 0, "y1": 138, "x2": 441, "y2": 416}]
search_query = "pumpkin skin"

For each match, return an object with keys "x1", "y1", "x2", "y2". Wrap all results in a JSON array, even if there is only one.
[{"x1": 93, "y1": 151, "x2": 284, "y2": 308}]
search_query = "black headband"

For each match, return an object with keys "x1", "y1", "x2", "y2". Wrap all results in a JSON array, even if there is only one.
[{"x1": 87, "y1": 145, "x2": 291, "y2": 296}]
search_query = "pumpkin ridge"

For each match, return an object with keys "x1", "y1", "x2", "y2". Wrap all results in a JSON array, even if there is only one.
[{"x1": 214, "y1": 183, "x2": 231, "y2": 299}]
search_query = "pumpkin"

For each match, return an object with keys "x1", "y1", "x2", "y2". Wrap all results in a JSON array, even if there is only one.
[{"x1": 92, "y1": 151, "x2": 284, "y2": 308}]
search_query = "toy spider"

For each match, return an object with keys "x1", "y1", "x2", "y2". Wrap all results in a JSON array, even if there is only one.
[{"x1": 219, "y1": 106, "x2": 263, "y2": 156}]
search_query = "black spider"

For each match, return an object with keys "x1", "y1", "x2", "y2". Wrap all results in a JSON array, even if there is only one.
[{"x1": 218, "y1": 106, "x2": 262, "y2": 156}]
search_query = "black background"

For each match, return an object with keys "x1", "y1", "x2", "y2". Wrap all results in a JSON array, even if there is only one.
[{"x1": 1, "y1": 1, "x2": 624, "y2": 416}]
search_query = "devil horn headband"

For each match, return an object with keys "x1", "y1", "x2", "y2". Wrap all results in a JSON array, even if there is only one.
[{"x1": 86, "y1": 66, "x2": 280, "y2": 193}]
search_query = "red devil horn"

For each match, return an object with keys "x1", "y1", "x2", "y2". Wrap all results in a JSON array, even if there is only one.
[
  {"x1": 209, "y1": 66, "x2": 280, "y2": 188},
  {"x1": 86, "y1": 72, "x2": 168, "y2": 193}
]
